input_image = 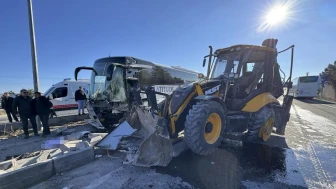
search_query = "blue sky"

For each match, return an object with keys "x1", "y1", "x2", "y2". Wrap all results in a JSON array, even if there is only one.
[{"x1": 0, "y1": 0, "x2": 335, "y2": 93}]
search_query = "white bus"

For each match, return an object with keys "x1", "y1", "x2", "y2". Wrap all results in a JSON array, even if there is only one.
[{"x1": 288, "y1": 75, "x2": 320, "y2": 99}]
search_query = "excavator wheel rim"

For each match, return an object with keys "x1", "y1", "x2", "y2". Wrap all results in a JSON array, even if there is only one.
[
  {"x1": 204, "y1": 113, "x2": 222, "y2": 144},
  {"x1": 258, "y1": 118, "x2": 274, "y2": 141}
]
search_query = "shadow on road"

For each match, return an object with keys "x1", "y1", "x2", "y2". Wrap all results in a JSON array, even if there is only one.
[
  {"x1": 296, "y1": 98, "x2": 335, "y2": 105},
  {"x1": 156, "y1": 136, "x2": 307, "y2": 189}
]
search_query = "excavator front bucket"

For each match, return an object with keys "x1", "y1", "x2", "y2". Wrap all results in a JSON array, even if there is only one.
[{"x1": 122, "y1": 106, "x2": 173, "y2": 167}]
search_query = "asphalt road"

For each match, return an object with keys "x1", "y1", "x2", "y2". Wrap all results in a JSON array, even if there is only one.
[
  {"x1": 155, "y1": 98, "x2": 336, "y2": 189},
  {"x1": 30, "y1": 98, "x2": 336, "y2": 189}
]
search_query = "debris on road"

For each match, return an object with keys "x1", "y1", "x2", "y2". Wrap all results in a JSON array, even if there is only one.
[
  {"x1": 30, "y1": 156, "x2": 194, "y2": 189},
  {"x1": 50, "y1": 149, "x2": 63, "y2": 159},
  {"x1": 67, "y1": 131, "x2": 90, "y2": 141},
  {"x1": 96, "y1": 120, "x2": 136, "y2": 150},
  {"x1": 54, "y1": 126, "x2": 69, "y2": 135},
  {"x1": 62, "y1": 128, "x2": 77, "y2": 135},
  {"x1": 88, "y1": 133, "x2": 108, "y2": 139},
  {"x1": 37, "y1": 150, "x2": 52, "y2": 162},
  {"x1": 0, "y1": 159, "x2": 16, "y2": 173},
  {"x1": 41, "y1": 131, "x2": 91, "y2": 150},
  {"x1": 0, "y1": 124, "x2": 95, "y2": 176},
  {"x1": 95, "y1": 155, "x2": 102, "y2": 158},
  {"x1": 89, "y1": 136, "x2": 102, "y2": 146}
]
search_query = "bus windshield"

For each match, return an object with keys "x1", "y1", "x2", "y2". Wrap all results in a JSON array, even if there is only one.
[
  {"x1": 90, "y1": 62, "x2": 127, "y2": 102},
  {"x1": 299, "y1": 76, "x2": 318, "y2": 83}
]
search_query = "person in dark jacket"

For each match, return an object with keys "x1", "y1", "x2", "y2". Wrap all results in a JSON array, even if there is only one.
[
  {"x1": 12, "y1": 89, "x2": 39, "y2": 139},
  {"x1": 1, "y1": 92, "x2": 19, "y2": 123},
  {"x1": 75, "y1": 86, "x2": 87, "y2": 115},
  {"x1": 32, "y1": 92, "x2": 52, "y2": 137}
]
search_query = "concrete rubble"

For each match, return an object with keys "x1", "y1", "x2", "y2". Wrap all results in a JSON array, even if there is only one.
[
  {"x1": 0, "y1": 126, "x2": 103, "y2": 176},
  {"x1": 0, "y1": 159, "x2": 16, "y2": 174},
  {"x1": 96, "y1": 120, "x2": 136, "y2": 150},
  {"x1": 89, "y1": 136, "x2": 103, "y2": 146}
]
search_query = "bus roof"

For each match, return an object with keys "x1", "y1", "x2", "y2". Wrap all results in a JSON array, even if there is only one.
[{"x1": 95, "y1": 56, "x2": 201, "y2": 74}]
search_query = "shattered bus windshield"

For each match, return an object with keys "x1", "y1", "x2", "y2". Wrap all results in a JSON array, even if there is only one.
[{"x1": 90, "y1": 63, "x2": 127, "y2": 102}]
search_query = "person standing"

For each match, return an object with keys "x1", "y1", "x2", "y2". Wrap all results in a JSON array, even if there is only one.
[
  {"x1": 32, "y1": 92, "x2": 52, "y2": 137},
  {"x1": 1, "y1": 92, "x2": 19, "y2": 123},
  {"x1": 12, "y1": 89, "x2": 39, "y2": 139},
  {"x1": 75, "y1": 86, "x2": 87, "y2": 115}
]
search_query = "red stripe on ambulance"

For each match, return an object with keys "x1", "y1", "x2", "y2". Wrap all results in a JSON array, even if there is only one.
[{"x1": 52, "y1": 104, "x2": 78, "y2": 109}]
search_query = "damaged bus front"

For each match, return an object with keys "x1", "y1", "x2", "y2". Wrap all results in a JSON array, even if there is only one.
[{"x1": 74, "y1": 56, "x2": 201, "y2": 130}]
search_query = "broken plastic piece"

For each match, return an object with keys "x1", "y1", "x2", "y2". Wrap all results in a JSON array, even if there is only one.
[{"x1": 96, "y1": 120, "x2": 136, "y2": 150}]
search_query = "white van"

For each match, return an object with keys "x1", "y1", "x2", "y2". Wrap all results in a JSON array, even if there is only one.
[{"x1": 43, "y1": 78, "x2": 90, "y2": 110}]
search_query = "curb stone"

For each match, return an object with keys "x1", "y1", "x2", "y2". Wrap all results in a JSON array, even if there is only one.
[
  {"x1": 0, "y1": 147, "x2": 94, "y2": 189},
  {"x1": 0, "y1": 160, "x2": 53, "y2": 189},
  {"x1": 53, "y1": 147, "x2": 94, "y2": 173}
]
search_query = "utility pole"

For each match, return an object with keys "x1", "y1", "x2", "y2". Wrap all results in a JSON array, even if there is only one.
[
  {"x1": 27, "y1": 0, "x2": 39, "y2": 92},
  {"x1": 27, "y1": 0, "x2": 42, "y2": 131}
]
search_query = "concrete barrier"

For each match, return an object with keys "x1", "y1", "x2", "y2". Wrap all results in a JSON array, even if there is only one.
[
  {"x1": 0, "y1": 160, "x2": 53, "y2": 189},
  {"x1": 0, "y1": 147, "x2": 95, "y2": 189},
  {"x1": 53, "y1": 147, "x2": 94, "y2": 173},
  {"x1": 0, "y1": 114, "x2": 89, "y2": 134}
]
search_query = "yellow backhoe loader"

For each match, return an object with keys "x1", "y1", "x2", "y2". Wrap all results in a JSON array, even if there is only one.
[{"x1": 90, "y1": 39, "x2": 295, "y2": 167}]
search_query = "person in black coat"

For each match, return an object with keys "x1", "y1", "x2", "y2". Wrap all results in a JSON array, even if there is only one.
[
  {"x1": 1, "y1": 92, "x2": 19, "y2": 123},
  {"x1": 32, "y1": 92, "x2": 53, "y2": 137},
  {"x1": 12, "y1": 89, "x2": 39, "y2": 139}
]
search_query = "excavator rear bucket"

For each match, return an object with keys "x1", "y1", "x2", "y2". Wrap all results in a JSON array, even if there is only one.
[{"x1": 122, "y1": 106, "x2": 173, "y2": 167}]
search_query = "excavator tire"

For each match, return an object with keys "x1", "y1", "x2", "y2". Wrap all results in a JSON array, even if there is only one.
[
  {"x1": 185, "y1": 100, "x2": 226, "y2": 155},
  {"x1": 245, "y1": 106, "x2": 275, "y2": 142}
]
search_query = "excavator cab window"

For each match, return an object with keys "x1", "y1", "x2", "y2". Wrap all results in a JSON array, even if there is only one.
[
  {"x1": 210, "y1": 52, "x2": 241, "y2": 79},
  {"x1": 236, "y1": 61, "x2": 265, "y2": 98}
]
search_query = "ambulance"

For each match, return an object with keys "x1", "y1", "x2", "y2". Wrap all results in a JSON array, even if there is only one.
[{"x1": 43, "y1": 78, "x2": 90, "y2": 110}]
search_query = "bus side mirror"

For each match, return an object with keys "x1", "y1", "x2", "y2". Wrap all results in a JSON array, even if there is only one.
[{"x1": 203, "y1": 59, "x2": 206, "y2": 67}]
